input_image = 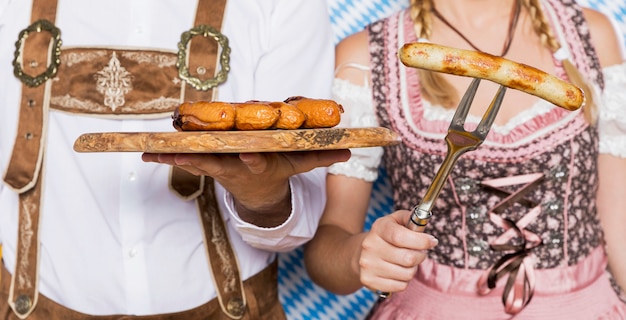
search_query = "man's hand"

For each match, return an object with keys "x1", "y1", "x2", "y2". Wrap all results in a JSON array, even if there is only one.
[{"x1": 142, "y1": 150, "x2": 350, "y2": 226}]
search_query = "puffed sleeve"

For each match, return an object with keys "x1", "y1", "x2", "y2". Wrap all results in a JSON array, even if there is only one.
[
  {"x1": 598, "y1": 63, "x2": 626, "y2": 158},
  {"x1": 327, "y1": 76, "x2": 383, "y2": 182}
]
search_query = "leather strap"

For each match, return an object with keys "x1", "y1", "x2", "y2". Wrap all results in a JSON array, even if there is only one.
[
  {"x1": 170, "y1": 0, "x2": 229, "y2": 199},
  {"x1": 3, "y1": 0, "x2": 57, "y2": 193},
  {"x1": 197, "y1": 178, "x2": 247, "y2": 319},
  {"x1": 174, "y1": 3, "x2": 247, "y2": 315},
  {"x1": 8, "y1": 173, "x2": 44, "y2": 319},
  {"x1": 168, "y1": 2, "x2": 241, "y2": 311},
  {"x1": 6, "y1": 0, "x2": 58, "y2": 317}
]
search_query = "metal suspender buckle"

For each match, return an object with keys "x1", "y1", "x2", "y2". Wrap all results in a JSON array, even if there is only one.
[
  {"x1": 177, "y1": 24, "x2": 231, "y2": 91},
  {"x1": 13, "y1": 19, "x2": 62, "y2": 87}
]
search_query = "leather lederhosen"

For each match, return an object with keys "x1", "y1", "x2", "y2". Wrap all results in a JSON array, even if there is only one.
[
  {"x1": 1, "y1": 0, "x2": 285, "y2": 319},
  {"x1": 0, "y1": 260, "x2": 284, "y2": 320}
]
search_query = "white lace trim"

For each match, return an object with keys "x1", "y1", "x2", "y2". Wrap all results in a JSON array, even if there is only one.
[
  {"x1": 598, "y1": 63, "x2": 626, "y2": 158},
  {"x1": 330, "y1": 78, "x2": 382, "y2": 180},
  {"x1": 328, "y1": 159, "x2": 379, "y2": 182},
  {"x1": 421, "y1": 99, "x2": 555, "y2": 135}
]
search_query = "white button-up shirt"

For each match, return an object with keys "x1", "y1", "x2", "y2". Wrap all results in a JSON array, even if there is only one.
[{"x1": 0, "y1": 0, "x2": 334, "y2": 315}]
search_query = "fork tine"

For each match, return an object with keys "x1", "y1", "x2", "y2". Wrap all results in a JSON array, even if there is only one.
[
  {"x1": 450, "y1": 78, "x2": 481, "y2": 129},
  {"x1": 475, "y1": 85, "x2": 507, "y2": 138}
]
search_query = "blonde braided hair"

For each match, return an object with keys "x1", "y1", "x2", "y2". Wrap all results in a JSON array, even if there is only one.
[
  {"x1": 409, "y1": 0, "x2": 596, "y2": 123},
  {"x1": 409, "y1": 0, "x2": 459, "y2": 108}
]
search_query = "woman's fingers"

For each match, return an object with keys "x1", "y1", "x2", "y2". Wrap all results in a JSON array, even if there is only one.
[{"x1": 358, "y1": 210, "x2": 438, "y2": 292}]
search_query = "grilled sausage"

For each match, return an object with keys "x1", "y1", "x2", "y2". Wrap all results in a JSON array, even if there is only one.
[
  {"x1": 269, "y1": 101, "x2": 307, "y2": 130},
  {"x1": 233, "y1": 102, "x2": 280, "y2": 130},
  {"x1": 173, "y1": 97, "x2": 342, "y2": 131},
  {"x1": 284, "y1": 96, "x2": 344, "y2": 128},
  {"x1": 398, "y1": 42, "x2": 585, "y2": 111},
  {"x1": 173, "y1": 101, "x2": 236, "y2": 131}
]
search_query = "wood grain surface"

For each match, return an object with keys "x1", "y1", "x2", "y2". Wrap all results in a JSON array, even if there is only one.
[{"x1": 73, "y1": 127, "x2": 401, "y2": 153}]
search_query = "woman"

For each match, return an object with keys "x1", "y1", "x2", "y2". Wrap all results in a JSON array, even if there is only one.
[{"x1": 304, "y1": 0, "x2": 626, "y2": 318}]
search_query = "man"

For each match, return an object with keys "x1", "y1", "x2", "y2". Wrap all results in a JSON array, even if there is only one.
[{"x1": 0, "y1": 0, "x2": 347, "y2": 318}]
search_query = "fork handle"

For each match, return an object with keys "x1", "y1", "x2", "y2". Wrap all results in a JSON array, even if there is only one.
[{"x1": 406, "y1": 206, "x2": 431, "y2": 232}]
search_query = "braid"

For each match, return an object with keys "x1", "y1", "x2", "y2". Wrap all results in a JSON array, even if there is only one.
[
  {"x1": 410, "y1": 0, "x2": 458, "y2": 108},
  {"x1": 523, "y1": 0, "x2": 596, "y2": 123},
  {"x1": 409, "y1": 0, "x2": 433, "y2": 39},
  {"x1": 522, "y1": 0, "x2": 560, "y2": 51}
]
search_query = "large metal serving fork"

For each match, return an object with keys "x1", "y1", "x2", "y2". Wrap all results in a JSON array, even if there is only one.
[{"x1": 406, "y1": 78, "x2": 507, "y2": 232}]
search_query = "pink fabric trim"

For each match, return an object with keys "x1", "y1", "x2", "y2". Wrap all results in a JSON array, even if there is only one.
[
  {"x1": 562, "y1": 138, "x2": 575, "y2": 264},
  {"x1": 370, "y1": 247, "x2": 626, "y2": 320},
  {"x1": 423, "y1": 245, "x2": 606, "y2": 297},
  {"x1": 481, "y1": 173, "x2": 545, "y2": 188}
]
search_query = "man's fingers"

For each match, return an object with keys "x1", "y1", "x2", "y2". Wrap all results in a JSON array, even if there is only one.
[
  {"x1": 286, "y1": 149, "x2": 351, "y2": 173},
  {"x1": 142, "y1": 149, "x2": 350, "y2": 180},
  {"x1": 142, "y1": 153, "x2": 228, "y2": 177},
  {"x1": 238, "y1": 153, "x2": 269, "y2": 174},
  {"x1": 239, "y1": 150, "x2": 350, "y2": 176}
]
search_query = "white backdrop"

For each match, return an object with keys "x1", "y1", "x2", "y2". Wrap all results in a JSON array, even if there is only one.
[{"x1": 278, "y1": 1, "x2": 626, "y2": 319}]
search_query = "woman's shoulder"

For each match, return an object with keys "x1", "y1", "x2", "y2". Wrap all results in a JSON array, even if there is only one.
[
  {"x1": 581, "y1": 7, "x2": 623, "y2": 67},
  {"x1": 335, "y1": 7, "x2": 408, "y2": 65},
  {"x1": 336, "y1": 30, "x2": 370, "y2": 61},
  {"x1": 335, "y1": 30, "x2": 372, "y2": 84}
]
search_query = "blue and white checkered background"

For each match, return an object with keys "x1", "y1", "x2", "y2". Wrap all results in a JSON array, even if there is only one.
[{"x1": 279, "y1": 1, "x2": 626, "y2": 319}]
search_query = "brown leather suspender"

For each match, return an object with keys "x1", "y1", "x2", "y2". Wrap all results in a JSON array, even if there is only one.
[
  {"x1": 3, "y1": 2, "x2": 58, "y2": 193},
  {"x1": 197, "y1": 179, "x2": 247, "y2": 319},
  {"x1": 170, "y1": 0, "x2": 229, "y2": 200},
  {"x1": 173, "y1": 1, "x2": 247, "y2": 318},
  {"x1": 5, "y1": 1, "x2": 59, "y2": 317}
]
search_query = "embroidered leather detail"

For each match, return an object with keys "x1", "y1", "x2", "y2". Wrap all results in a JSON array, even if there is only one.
[
  {"x1": 50, "y1": 48, "x2": 182, "y2": 118},
  {"x1": 197, "y1": 178, "x2": 247, "y2": 319},
  {"x1": 17, "y1": 201, "x2": 35, "y2": 290},
  {"x1": 210, "y1": 211, "x2": 237, "y2": 294},
  {"x1": 95, "y1": 52, "x2": 132, "y2": 111}
]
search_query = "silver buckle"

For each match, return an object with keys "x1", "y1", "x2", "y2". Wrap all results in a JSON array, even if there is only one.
[{"x1": 13, "y1": 19, "x2": 62, "y2": 87}]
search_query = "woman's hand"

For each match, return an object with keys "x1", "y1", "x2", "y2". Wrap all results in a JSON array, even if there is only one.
[{"x1": 358, "y1": 210, "x2": 439, "y2": 293}]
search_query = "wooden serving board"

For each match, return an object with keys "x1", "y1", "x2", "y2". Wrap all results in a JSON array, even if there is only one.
[{"x1": 73, "y1": 127, "x2": 401, "y2": 153}]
